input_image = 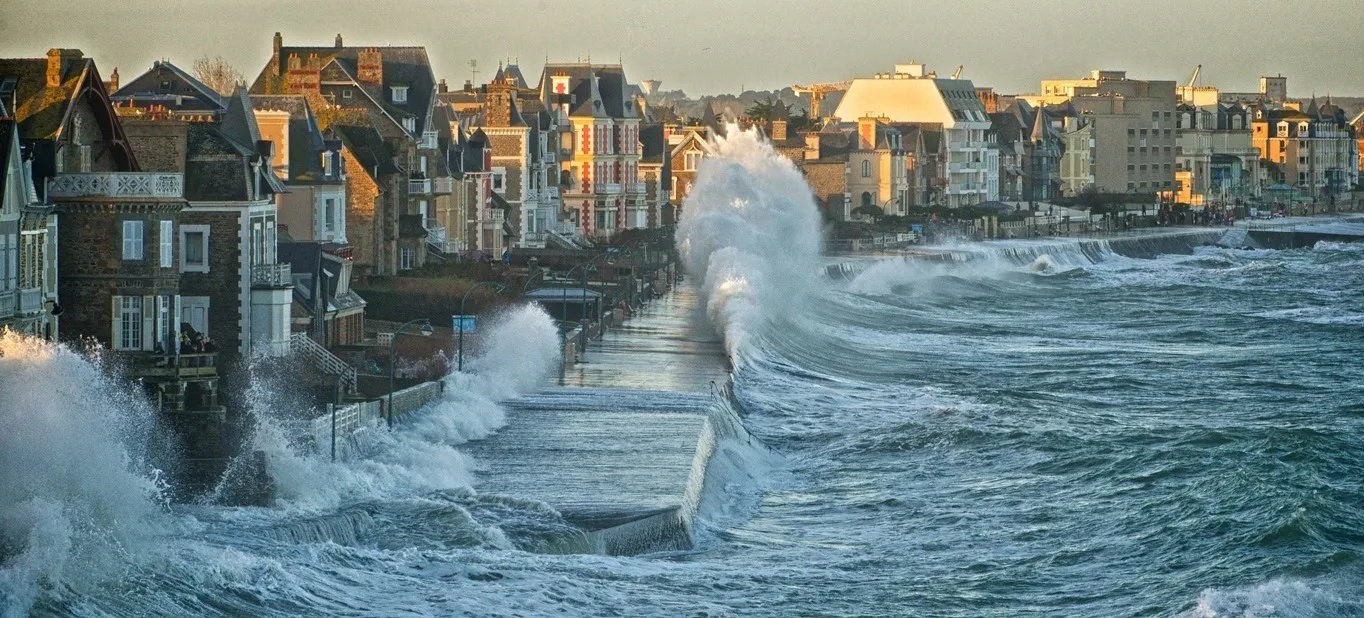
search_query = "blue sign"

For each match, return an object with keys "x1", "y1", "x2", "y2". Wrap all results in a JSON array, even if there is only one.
[
  {"x1": 911, "y1": 224, "x2": 924, "y2": 233},
  {"x1": 501, "y1": 249, "x2": 511, "y2": 264},
  {"x1": 453, "y1": 315, "x2": 476, "y2": 333}
]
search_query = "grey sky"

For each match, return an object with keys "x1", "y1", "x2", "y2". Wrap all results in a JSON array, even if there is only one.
[{"x1": 3, "y1": 0, "x2": 1362, "y2": 98}]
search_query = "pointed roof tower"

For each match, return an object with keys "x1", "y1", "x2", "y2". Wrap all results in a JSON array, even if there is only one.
[
  {"x1": 1031, "y1": 106, "x2": 1049, "y2": 143},
  {"x1": 700, "y1": 97, "x2": 721, "y2": 134},
  {"x1": 1305, "y1": 96, "x2": 1319, "y2": 117}
]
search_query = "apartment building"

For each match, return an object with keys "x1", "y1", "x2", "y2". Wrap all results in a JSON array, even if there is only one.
[{"x1": 1251, "y1": 99, "x2": 1359, "y2": 200}]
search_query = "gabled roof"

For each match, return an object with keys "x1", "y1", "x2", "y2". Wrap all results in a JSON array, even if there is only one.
[
  {"x1": 335, "y1": 122, "x2": 398, "y2": 178},
  {"x1": 0, "y1": 52, "x2": 139, "y2": 170},
  {"x1": 537, "y1": 63, "x2": 639, "y2": 120},
  {"x1": 250, "y1": 40, "x2": 436, "y2": 135},
  {"x1": 112, "y1": 60, "x2": 223, "y2": 111}
]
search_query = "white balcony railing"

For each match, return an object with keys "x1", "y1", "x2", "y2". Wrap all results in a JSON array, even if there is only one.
[
  {"x1": 419, "y1": 131, "x2": 439, "y2": 150},
  {"x1": 47, "y1": 173, "x2": 184, "y2": 199},
  {"x1": 626, "y1": 182, "x2": 646, "y2": 194},
  {"x1": 18, "y1": 288, "x2": 42, "y2": 314},
  {"x1": 432, "y1": 177, "x2": 454, "y2": 194},
  {"x1": 424, "y1": 219, "x2": 447, "y2": 245},
  {"x1": 251, "y1": 263, "x2": 292, "y2": 288},
  {"x1": 408, "y1": 179, "x2": 433, "y2": 195},
  {"x1": 542, "y1": 186, "x2": 560, "y2": 200},
  {"x1": 598, "y1": 183, "x2": 623, "y2": 195},
  {"x1": 0, "y1": 290, "x2": 15, "y2": 319}
]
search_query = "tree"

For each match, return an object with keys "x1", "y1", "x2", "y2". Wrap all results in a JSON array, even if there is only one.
[
  {"x1": 744, "y1": 97, "x2": 777, "y2": 122},
  {"x1": 193, "y1": 55, "x2": 244, "y2": 96}
]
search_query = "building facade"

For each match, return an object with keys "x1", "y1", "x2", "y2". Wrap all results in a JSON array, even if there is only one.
[
  {"x1": 1251, "y1": 100, "x2": 1358, "y2": 201},
  {"x1": 833, "y1": 63, "x2": 996, "y2": 206},
  {"x1": 1174, "y1": 102, "x2": 1262, "y2": 206}
]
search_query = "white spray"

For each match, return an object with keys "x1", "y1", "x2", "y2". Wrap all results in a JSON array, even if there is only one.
[
  {"x1": 0, "y1": 333, "x2": 171, "y2": 616},
  {"x1": 260, "y1": 304, "x2": 562, "y2": 510},
  {"x1": 675, "y1": 125, "x2": 824, "y2": 358}
]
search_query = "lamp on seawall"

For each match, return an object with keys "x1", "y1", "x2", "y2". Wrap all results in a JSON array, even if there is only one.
[
  {"x1": 387, "y1": 318, "x2": 434, "y2": 428},
  {"x1": 457, "y1": 281, "x2": 507, "y2": 372}
]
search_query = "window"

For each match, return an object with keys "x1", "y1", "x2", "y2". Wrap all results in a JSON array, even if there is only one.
[
  {"x1": 391, "y1": 86, "x2": 409, "y2": 104},
  {"x1": 493, "y1": 173, "x2": 504, "y2": 191},
  {"x1": 400, "y1": 247, "x2": 415, "y2": 270},
  {"x1": 403, "y1": 117, "x2": 416, "y2": 133},
  {"x1": 862, "y1": 160, "x2": 872, "y2": 178},
  {"x1": 122, "y1": 220, "x2": 144, "y2": 260},
  {"x1": 159, "y1": 220, "x2": 174, "y2": 268},
  {"x1": 342, "y1": 89, "x2": 353, "y2": 99},
  {"x1": 683, "y1": 150, "x2": 702, "y2": 171},
  {"x1": 324, "y1": 199, "x2": 336, "y2": 231},
  {"x1": 115, "y1": 296, "x2": 143, "y2": 350},
  {"x1": 181, "y1": 296, "x2": 209, "y2": 336},
  {"x1": 322, "y1": 151, "x2": 333, "y2": 177},
  {"x1": 0, "y1": 234, "x2": 10, "y2": 291},
  {"x1": 181, "y1": 225, "x2": 209, "y2": 273}
]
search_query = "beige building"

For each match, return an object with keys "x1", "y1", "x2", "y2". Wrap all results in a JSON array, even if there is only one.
[
  {"x1": 1029, "y1": 70, "x2": 1177, "y2": 196},
  {"x1": 846, "y1": 117, "x2": 910, "y2": 216},
  {"x1": 833, "y1": 63, "x2": 996, "y2": 207},
  {"x1": 1173, "y1": 103, "x2": 1261, "y2": 206},
  {"x1": 1252, "y1": 99, "x2": 1358, "y2": 200}
]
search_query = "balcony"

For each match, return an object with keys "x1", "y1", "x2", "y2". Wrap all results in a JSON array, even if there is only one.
[
  {"x1": 408, "y1": 179, "x2": 433, "y2": 195},
  {"x1": 125, "y1": 352, "x2": 218, "y2": 379},
  {"x1": 626, "y1": 182, "x2": 647, "y2": 194},
  {"x1": 18, "y1": 288, "x2": 42, "y2": 314},
  {"x1": 542, "y1": 186, "x2": 560, "y2": 201},
  {"x1": 251, "y1": 263, "x2": 292, "y2": 288},
  {"x1": 47, "y1": 173, "x2": 184, "y2": 199},
  {"x1": 419, "y1": 131, "x2": 439, "y2": 150},
  {"x1": 598, "y1": 183, "x2": 623, "y2": 195},
  {"x1": 432, "y1": 176, "x2": 455, "y2": 194}
]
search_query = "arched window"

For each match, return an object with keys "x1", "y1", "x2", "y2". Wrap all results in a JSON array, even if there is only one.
[
  {"x1": 861, "y1": 160, "x2": 872, "y2": 178},
  {"x1": 861, "y1": 192, "x2": 873, "y2": 208}
]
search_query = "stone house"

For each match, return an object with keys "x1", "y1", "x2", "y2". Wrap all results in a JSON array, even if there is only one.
[
  {"x1": 279, "y1": 241, "x2": 365, "y2": 348},
  {"x1": 0, "y1": 98, "x2": 58, "y2": 337},
  {"x1": 251, "y1": 94, "x2": 347, "y2": 245}
]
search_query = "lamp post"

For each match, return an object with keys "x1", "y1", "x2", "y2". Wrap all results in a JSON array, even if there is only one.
[
  {"x1": 457, "y1": 281, "x2": 506, "y2": 372},
  {"x1": 387, "y1": 317, "x2": 434, "y2": 428}
]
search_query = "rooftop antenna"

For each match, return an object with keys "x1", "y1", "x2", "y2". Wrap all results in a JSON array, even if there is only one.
[{"x1": 469, "y1": 59, "x2": 479, "y2": 84}]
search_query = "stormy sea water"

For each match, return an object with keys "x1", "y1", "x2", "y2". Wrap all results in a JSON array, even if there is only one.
[{"x1": 4, "y1": 127, "x2": 1364, "y2": 617}]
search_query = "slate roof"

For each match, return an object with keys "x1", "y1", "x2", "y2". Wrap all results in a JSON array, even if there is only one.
[
  {"x1": 335, "y1": 122, "x2": 398, "y2": 178},
  {"x1": 0, "y1": 53, "x2": 139, "y2": 171},
  {"x1": 537, "y1": 63, "x2": 639, "y2": 120},
  {"x1": 639, "y1": 123, "x2": 667, "y2": 162},
  {"x1": 251, "y1": 94, "x2": 337, "y2": 184},
  {"x1": 251, "y1": 42, "x2": 436, "y2": 135},
  {"x1": 279, "y1": 241, "x2": 366, "y2": 316},
  {"x1": 111, "y1": 60, "x2": 224, "y2": 112},
  {"x1": 0, "y1": 119, "x2": 15, "y2": 199}
]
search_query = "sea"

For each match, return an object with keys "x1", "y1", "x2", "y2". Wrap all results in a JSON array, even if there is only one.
[{"x1": 2, "y1": 128, "x2": 1363, "y2": 617}]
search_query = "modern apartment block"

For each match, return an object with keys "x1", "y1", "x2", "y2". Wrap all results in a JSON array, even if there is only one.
[
  {"x1": 834, "y1": 63, "x2": 997, "y2": 207},
  {"x1": 1029, "y1": 70, "x2": 1178, "y2": 196}
]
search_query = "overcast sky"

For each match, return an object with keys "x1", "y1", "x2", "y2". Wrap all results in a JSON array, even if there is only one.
[{"x1": 3, "y1": 0, "x2": 1362, "y2": 98}]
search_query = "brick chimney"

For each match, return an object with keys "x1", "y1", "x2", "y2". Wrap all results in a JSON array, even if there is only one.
[
  {"x1": 804, "y1": 131, "x2": 821, "y2": 160},
  {"x1": 357, "y1": 48, "x2": 383, "y2": 85},
  {"x1": 771, "y1": 118, "x2": 787, "y2": 142},
  {"x1": 857, "y1": 117, "x2": 877, "y2": 150},
  {"x1": 272, "y1": 32, "x2": 282, "y2": 71},
  {"x1": 46, "y1": 49, "x2": 83, "y2": 88},
  {"x1": 334, "y1": 33, "x2": 343, "y2": 48},
  {"x1": 486, "y1": 81, "x2": 514, "y2": 127},
  {"x1": 438, "y1": 78, "x2": 448, "y2": 94},
  {"x1": 107, "y1": 67, "x2": 120, "y2": 93}
]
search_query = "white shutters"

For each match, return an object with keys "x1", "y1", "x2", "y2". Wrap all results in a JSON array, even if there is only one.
[
  {"x1": 159, "y1": 220, "x2": 173, "y2": 268},
  {"x1": 122, "y1": 220, "x2": 144, "y2": 260}
]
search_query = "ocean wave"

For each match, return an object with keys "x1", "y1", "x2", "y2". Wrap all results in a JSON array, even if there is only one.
[{"x1": 1182, "y1": 577, "x2": 1364, "y2": 617}]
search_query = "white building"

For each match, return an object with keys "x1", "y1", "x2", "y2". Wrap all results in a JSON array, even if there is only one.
[{"x1": 834, "y1": 63, "x2": 997, "y2": 207}]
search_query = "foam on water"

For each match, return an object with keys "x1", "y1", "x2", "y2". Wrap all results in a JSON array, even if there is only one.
[
  {"x1": 675, "y1": 124, "x2": 824, "y2": 360},
  {"x1": 0, "y1": 333, "x2": 173, "y2": 616}
]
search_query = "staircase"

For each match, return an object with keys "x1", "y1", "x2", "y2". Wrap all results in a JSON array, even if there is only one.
[{"x1": 289, "y1": 333, "x2": 358, "y2": 394}]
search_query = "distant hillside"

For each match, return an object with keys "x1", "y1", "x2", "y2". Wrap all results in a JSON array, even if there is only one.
[{"x1": 646, "y1": 88, "x2": 846, "y2": 122}]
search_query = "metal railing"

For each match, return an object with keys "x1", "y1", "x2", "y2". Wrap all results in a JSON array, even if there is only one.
[
  {"x1": 408, "y1": 179, "x2": 433, "y2": 195},
  {"x1": 598, "y1": 183, "x2": 623, "y2": 195},
  {"x1": 289, "y1": 333, "x2": 357, "y2": 394},
  {"x1": 251, "y1": 263, "x2": 292, "y2": 288},
  {"x1": 424, "y1": 220, "x2": 447, "y2": 245},
  {"x1": 432, "y1": 177, "x2": 454, "y2": 194},
  {"x1": 419, "y1": 131, "x2": 439, "y2": 150},
  {"x1": 626, "y1": 182, "x2": 647, "y2": 194},
  {"x1": 47, "y1": 173, "x2": 184, "y2": 199}
]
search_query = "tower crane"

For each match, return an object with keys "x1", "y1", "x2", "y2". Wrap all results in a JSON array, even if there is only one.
[
  {"x1": 792, "y1": 81, "x2": 851, "y2": 120},
  {"x1": 1187, "y1": 64, "x2": 1201, "y2": 89},
  {"x1": 951, "y1": 65, "x2": 964, "y2": 79}
]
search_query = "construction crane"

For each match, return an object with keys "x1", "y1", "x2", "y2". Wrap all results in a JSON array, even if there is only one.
[
  {"x1": 792, "y1": 81, "x2": 851, "y2": 120},
  {"x1": 1187, "y1": 64, "x2": 1201, "y2": 89},
  {"x1": 951, "y1": 65, "x2": 964, "y2": 79}
]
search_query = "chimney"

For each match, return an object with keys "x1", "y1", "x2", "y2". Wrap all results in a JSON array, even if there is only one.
[
  {"x1": 107, "y1": 67, "x2": 120, "y2": 93},
  {"x1": 804, "y1": 132, "x2": 821, "y2": 160},
  {"x1": 46, "y1": 49, "x2": 82, "y2": 88},
  {"x1": 857, "y1": 117, "x2": 877, "y2": 150},
  {"x1": 438, "y1": 78, "x2": 448, "y2": 94},
  {"x1": 486, "y1": 81, "x2": 514, "y2": 127},
  {"x1": 273, "y1": 32, "x2": 283, "y2": 63},
  {"x1": 772, "y1": 118, "x2": 787, "y2": 142},
  {"x1": 463, "y1": 80, "x2": 473, "y2": 93},
  {"x1": 334, "y1": 33, "x2": 343, "y2": 48},
  {"x1": 357, "y1": 47, "x2": 383, "y2": 85}
]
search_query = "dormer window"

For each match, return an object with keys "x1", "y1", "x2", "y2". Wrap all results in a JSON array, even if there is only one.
[
  {"x1": 391, "y1": 85, "x2": 408, "y2": 104},
  {"x1": 342, "y1": 89, "x2": 352, "y2": 99},
  {"x1": 403, "y1": 117, "x2": 415, "y2": 133},
  {"x1": 1298, "y1": 122, "x2": 1310, "y2": 135}
]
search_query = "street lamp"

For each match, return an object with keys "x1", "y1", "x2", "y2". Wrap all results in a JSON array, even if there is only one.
[
  {"x1": 457, "y1": 281, "x2": 506, "y2": 372},
  {"x1": 387, "y1": 317, "x2": 434, "y2": 428}
]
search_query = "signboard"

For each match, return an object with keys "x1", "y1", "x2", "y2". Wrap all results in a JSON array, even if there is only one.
[
  {"x1": 1249, "y1": 207, "x2": 1258, "y2": 219},
  {"x1": 453, "y1": 315, "x2": 476, "y2": 333},
  {"x1": 911, "y1": 224, "x2": 924, "y2": 233}
]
